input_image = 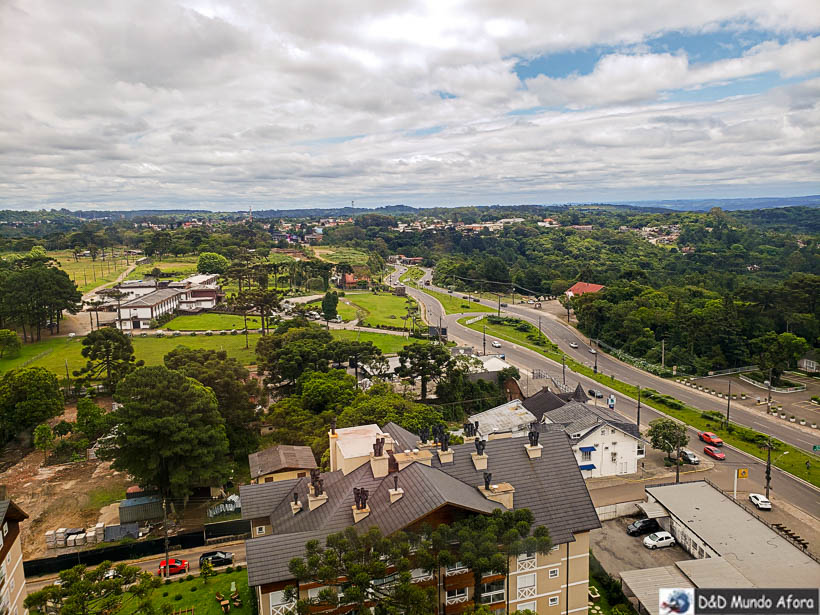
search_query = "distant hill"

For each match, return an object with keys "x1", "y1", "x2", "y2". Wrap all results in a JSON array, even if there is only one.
[{"x1": 613, "y1": 195, "x2": 820, "y2": 211}]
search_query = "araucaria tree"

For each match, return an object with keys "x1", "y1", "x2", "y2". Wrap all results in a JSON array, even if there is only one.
[
  {"x1": 0, "y1": 367, "x2": 64, "y2": 445},
  {"x1": 322, "y1": 290, "x2": 339, "y2": 323},
  {"x1": 286, "y1": 527, "x2": 436, "y2": 615},
  {"x1": 74, "y1": 327, "x2": 144, "y2": 392},
  {"x1": 107, "y1": 366, "x2": 229, "y2": 501},
  {"x1": 396, "y1": 342, "x2": 452, "y2": 400}
]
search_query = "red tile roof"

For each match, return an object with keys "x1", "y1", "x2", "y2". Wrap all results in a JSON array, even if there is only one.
[{"x1": 566, "y1": 282, "x2": 605, "y2": 296}]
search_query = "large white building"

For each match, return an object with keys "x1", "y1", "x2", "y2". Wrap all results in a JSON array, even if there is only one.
[{"x1": 117, "y1": 288, "x2": 184, "y2": 330}]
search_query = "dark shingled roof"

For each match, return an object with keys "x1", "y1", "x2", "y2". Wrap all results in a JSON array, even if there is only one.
[
  {"x1": 0, "y1": 499, "x2": 28, "y2": 526},
  {"x1": 522, "y1": 387, "x2": 568, "y2": 421},
  {"x1": 382, "y1": 421, "x2": 417, "y2": 451},
  {"x1": 240, "y1": 479, "x2": 301, "y2": 520},
  {"x1": 243, "y1": 430, "x2": 600, "y2": 587},
  {"x1": 542, "y1": 401, "x2": 642, "y2": 442},
  {"x1": 558, "y1": 383, "x2": 589, "y2": 403},
  {"x1": 248, "y1": 445, "x2": 317, "y2": 480}
]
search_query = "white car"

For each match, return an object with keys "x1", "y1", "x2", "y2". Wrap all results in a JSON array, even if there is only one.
[
  {"x1": 588, "y1": 348, "x2": 597, "y2": 354},
  {"x1": 569, "y1": 342, "x2": 579, "y2": 349},
  {"x1": 643, "y1": 531, "x2": 675, "y2": 549},
  {"x1": 491, "y1": 341, "x2": 501, "y2": 348},
  {"x1": 749, "y1": 494, "x2": 772, "y2": 510}
]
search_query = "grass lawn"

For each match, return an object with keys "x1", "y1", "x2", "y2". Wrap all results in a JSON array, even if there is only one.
[
  {"x1": 398, "y1": 266, "x2": 424, "y2": 285},
  {"x1": 1, "y1": 329, "x2": 420, "y2": 375},
  {"x1": 344, "y1": 292, "x2": 422, "y2": 330},
  {"x1": 423, "y1": 288, "x2": 496, "y2": 315},
  {"x1": 165, "y1": 314, "x2": 264, "y2": 331},
  {"x1": 313, "y1": 246, "x2": 370, "y2": 265},
  {"x1": 120, "y1": 570, "x2": 252, "y2": 615},
  {"x1": 458, "y1": 316, "x2": 820, "y2": 488},
  {"x1": 330, "y1": 329, "x2": 426, "y2": 354},
  {"x1": 125, "y1": 257, "x2": 199, "y2": 282},
  {"x1": 0, "y1": 249, "x2": 132, "y2": 293},
  {"x1": 306, "y1": 298, "x2": 359, "y2": 322}
]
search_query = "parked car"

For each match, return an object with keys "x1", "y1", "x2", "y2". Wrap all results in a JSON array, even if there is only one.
[
  {"x1": 703, "y1": 445, "x2": 725, "y2": 460},
  {"x1": 448, "y1": 289, "x2": 453, "y2": 294},
  {"x1": 527, "y1": 299, "x2": 535, "y2": 304},
  {"x1": 699, "y1": 431, "x2": 723, "y2": 446},
  {"x1": 588, "y1": 347, "x2": 597, "y2": 354},
  {"x1": 500, "y1": 302, "x2": 508, "y2": 307},
  {"x1": 199, "y1": 551, "x2": 234, "y2": 568},
  {"x1": 491, "y1": 341, "x2": 502, "y2": 348},
  {"x1": 157, "y1": 559, "x2": 189, "y2": 576},
  {"x1": 749, "y1": 494, "x2": 772, "y2": 510},
  {"x1": 569, "y1": 342, "x2": 579, "y2": 348},
  {"x1": 643, "y1": 531, "x2": 675, "y2": 549},
  {"x1": 626, "y1": 518, "x2": 660, "y2": 536},
  {"x1": 680, "y1": 450, "x2": 700, "y2": 465},
  {"x1": 462, "y1": 296, "x2": 470, "y2": 300},
  {"x1": 472, "y1": 297, "x2": 480, "y2": 302},
  {"x1": 587, "y1": 389, "x2": 603, "y2": 398}
]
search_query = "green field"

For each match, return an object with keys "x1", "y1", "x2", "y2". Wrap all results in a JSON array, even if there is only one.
[
  {"x1": 399, "y1": 266, "x2": 424, "y2": 285},
  {"x1": 0, "y1": 328, "x2": 419, "y2": 376},
  {"x1": 165, "y1": 314, "x2": 264, "y2": 331},
  {"x1": 2, "y1": 249, "x2": 132, "y2": 293},
  {"x1": 344, "y1": 292, "x2": 422, "y2": 331},
  {"x1": 120, "y1": 570, "x2": 252, "y2": 615},
  {"x1": 306, "y1": 298, "x2": 359, "y2": 321},
  {"x1": 313, "y1": 246, "x2": 370, "y2": 265},
  {"x1": 422, "y1": 288, "x2": 496, "y2": 315},
  {"x1": 126, "y1": 256, "x2": 198, "y2": 282},
  {"x1": 458, "y1": 316, "x2": 820, "y2": 487}
]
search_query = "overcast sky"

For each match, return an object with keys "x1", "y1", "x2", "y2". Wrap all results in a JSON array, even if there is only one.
[{"x1": 2, "y1": 1, "x2": 820, "y2": 211}]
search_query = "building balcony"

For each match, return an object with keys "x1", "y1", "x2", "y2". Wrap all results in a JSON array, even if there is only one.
[
  {"x1": 517, "y1": 586, "x2": 536, "y2": 600},
  {"x1": 270, "y1": 602, "x2": 297, "y2": 615},
  {"x1": 445, "y1": 594, "x2": 470, "y2": 606}
]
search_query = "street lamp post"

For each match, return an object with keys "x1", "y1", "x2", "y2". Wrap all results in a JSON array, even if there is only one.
[
  {"x1": 636, "y1": 386, "x2": 641, "y2": 430},
  {"x1": 726, "y1": 381, "x2": 731, "y2": 429},
  {"x1": 764, "y1": 441, "x2": 788, "y2": 498},
  {"x1": 562, "y1": 354, "x2": 566, "y2": 385},
  {"x1": 593, "y1": 350, "x2": 598, "y2": 374},
  {"x1": 483, "y1": 325, "x2": 486, "y2": 356}
]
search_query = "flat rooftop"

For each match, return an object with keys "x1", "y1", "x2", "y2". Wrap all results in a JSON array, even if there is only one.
[
  {"x1": 335, "y1": 424, "x2": 391, "y2": 458},
  {"x1": 647, "y1": 482, "x2": 819, "y2": 587}
]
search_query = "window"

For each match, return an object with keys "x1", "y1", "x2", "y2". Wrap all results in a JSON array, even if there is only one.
[
  {"x1": 446, "y1": 561, "x2": 466, "y2": 573},
  {"x1": 600, "y1": 428, "x2": 607, "y2": 435},
  {"x1": 550, "y1": 545, "x2": 560, "y2": 552},
  {"x1": 447, "y1": 588, "x2": 467, "y2": 599},
  {"x1": 548, "y1": 568, "x2": 559, "y2": 578},
  {"x1": 255, "y1": 525, "x2": 266, "y2": 536},
  {"x1": 637, "y1": 444, "x2": 645, "y2": 456},
  {"x1": 611, "y1": 452, "x2": 618, "y2": 463},
  {"x1": 517, "y1": 573, "x2": 535, "y2": 591},
  {"x1": 581, "y1": 450, "x2": 592, "y2": 462},
  {"x1": 549, "y1": 596, "x2": 559, "y2": 606},
  {"x1": 269, "y1": 590, "x2": 288, "y2": 606},
  {"x1": 611, "y1": 441, "x2": 618, "y2": 446},
  {"x1": 518, "y1": 551, "x2": 535, "y2": 561},
  {"x1": 518, "y1": 602, "x2": 537, "y2": 612},
  {"x1": 307, "y1": 586, "x2": 323, "y2": 599},
  {"x1": 480, "y1": 580, "x2": 505, "y2": 604},
  {"x1": 2, "y1": 523, "x2": 7, "y2": 537},
  {"x1": 373, "y1": 573, "x2": 399, "y2": 588}
]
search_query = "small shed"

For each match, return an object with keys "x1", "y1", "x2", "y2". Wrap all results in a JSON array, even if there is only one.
[{"x1": 118, "y1": 495, "x2": 163, "y2": 524}]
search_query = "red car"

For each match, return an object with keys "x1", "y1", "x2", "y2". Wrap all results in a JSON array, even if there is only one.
[
  {"x1": 698, "y1": 431, "x2": 723, "y2": 446},
  {"x1": 703, "y1": 446, "x2": 725, "y2": 460},
  {"x1": 158, "y1": 559, "x2": 189, "y2": 576}
]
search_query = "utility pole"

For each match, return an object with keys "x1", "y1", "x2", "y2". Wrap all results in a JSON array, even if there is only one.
[
  {"x1": 661, "y1": 339, "x2": 665, "y2": 369},
  {"x1": 593, "y1": 350, "x2": 598, "y2": 374},
  {"x1": 483, "y1": 325, "x2": 486, "y2": 356},
  {"x1": 765, "y1": 443, "x2": 772, "y2": 498},
  {"x1": 163, "y1": 496, "x2": 170, "y2": 579},
  {"x1": 636, "y1": 386, "x2": 641, "y2": 430},
  {"x1": 562, "y1": 354, "x2": 566, "y2": 385},
  {"x1": 767, "y1": 367, "x2": 772, "y2": 408},
  {"x1": 538, "y1": 316, "x2": 542, "y2": 338},
  {"x1": 726, "y1": 381, "x2": 731, "y2": 429},
  {"x1": 675, "y1": 444, "x2": 681, "y2": 484}
]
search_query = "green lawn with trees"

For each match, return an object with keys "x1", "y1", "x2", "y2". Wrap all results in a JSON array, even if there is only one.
[
  {"x1": 421, "y1": 287, "x2": 496, "y2": 315},
  {"x1": 343, "y1": 292, "x2": 423, "y2": 331},
  {"x1": 165, "y1": 313, "x2": 264, "y2": 331}
]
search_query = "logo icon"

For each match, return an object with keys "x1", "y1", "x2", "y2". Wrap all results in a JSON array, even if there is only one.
[{"x1": 659, "y1": 588, "x2": 694, "y2": 615}]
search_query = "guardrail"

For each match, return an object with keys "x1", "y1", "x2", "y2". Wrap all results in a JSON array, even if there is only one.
[{"x1": 738, "y1": 374, "x2": 805, "y2": 393}]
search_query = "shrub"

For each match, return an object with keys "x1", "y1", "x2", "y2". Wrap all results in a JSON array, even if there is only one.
[
  {"x1": 174, "y1": 594, "x2": 183, "y2": 601},
  {"x1": 235, "y1": 565, "x2": 243, "y2": 572},
  {"x1": 185, "y1": 574, "x2": 194, "y2": 581},
  {"x1": 189, "y1": 331, "x2": 197, "y2": 336},
  {"x1": 164, "y1": 579, "x2": 172, "y2": 586},
  {"x1": 225, "y1": 566, "x2": 234, "y2": 574},
  {"x1": 162, "y1": 591, "x2": 169, "y2": 597},
  {"x1": 191, "y1": 586, "x2": 198, "y2": 592}
]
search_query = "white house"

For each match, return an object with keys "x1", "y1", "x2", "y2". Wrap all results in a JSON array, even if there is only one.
[{"x1": 117, "y1": 288, "x2": 183, "y2": 330}]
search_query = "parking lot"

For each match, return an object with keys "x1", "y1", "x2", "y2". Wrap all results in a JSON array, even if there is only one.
[{"x1": 590, "y1": 518, "x2": 692, "y2": 576}]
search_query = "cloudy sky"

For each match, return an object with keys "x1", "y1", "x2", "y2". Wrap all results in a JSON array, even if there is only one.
[{"x1": 2, "y1": 1, "x2": 819, "y2": 211}]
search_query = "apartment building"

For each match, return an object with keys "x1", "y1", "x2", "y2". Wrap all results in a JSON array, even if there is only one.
[
  {"x1": 0, "y1": 492, "x2": 28, "y2": 615},
  {"x1": 241, "y1": 422, "x2": 600, "y2": 614}
]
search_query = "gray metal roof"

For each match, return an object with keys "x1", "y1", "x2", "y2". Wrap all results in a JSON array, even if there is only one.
[
  {"x1": 381, "y1": 421, "x2": 417, "y2": 451},
  {"x1": 468, "y1": 400, "x2": 536, "y2": 437},
  {"x1": 120, "y1": 288, "x2": 182, "y2": 308},
  {"x1": 248, "y1": 445, "x2": 317, "y2": 479},
  {"x1": 620, "y1": 566, "x2": 693, "y2": 615},
  {"x1": 243, "y1": 430, "x2": 601, "y2": 587},
  {"x1": 522, "y1": 387, "x2": 568, "y2": 421},
  {"x1": 543, "y1": 401, "x2": 642, "y2": 441}
]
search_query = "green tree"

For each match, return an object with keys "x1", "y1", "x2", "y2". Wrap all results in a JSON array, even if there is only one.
[
  {"x1": 286, "y1": 527, "x2": 436, "y2": 615},
  {"x1": 107, "y1": 366, "x2": 230, "y2": 501},
  {"x1": 322, "y1": 290, "x2": 339, "y2": 323},
  {"x1": 33, "y1": 423, "x2": 54, "y2": 461},
  {"x1": 24, "y1": 561, "x2": 164, "y2": 615},
  {"x1": 53, "y1": 420, "x2": 73, "y2": 438},
  {"x1": 74, "y1": 327, "x2": 144, "y2": 392},
  {"x1": 0, "y1": 329, "x2": 21, "y2": 358},
  {"x1": 76, "y1": 398, "x2": 109, "y2": 441},
  {"x1": 197, "y1": 252, "x2": 230, "y2": 275},
  {"x1": 163, "y1": 347, "x2": 262, "y2": 458},
  {"x1": 199, "y1": 560, "x2": 215, "y2": 584},
  {"x1": 396, "y1": 342, "x2": 452, "y2": 400},
  {"x1": 256, "y1": 324, "x2": 333, "y2": 387},
  {"x1": 328, "y1": 340, "x2": 382, "y2": 382},
  {"x1": 646, "y1": 418, "x2": 688, "y2": 460},
  {"x1": 338, "y1": 381, "x2": 442, "y2": 432},
  {"x1": 0, "y1": 367, "x2": 64, "y2": 444},
  {"x1": 750, "y1": 331, "x2": 810, "y2": 385}
]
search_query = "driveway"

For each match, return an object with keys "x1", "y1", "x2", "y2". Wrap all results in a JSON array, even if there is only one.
[{"x1": 591, "y1": 519, "x2": 692, "y2": 575}]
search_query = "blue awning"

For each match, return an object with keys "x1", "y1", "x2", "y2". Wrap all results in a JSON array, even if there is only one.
[
  {"x1": 579, "y1": 446, "x2": 596, "y2": 452},
  {"x1": 579, "y1": 464, "x2": 596, "y2": 471}
]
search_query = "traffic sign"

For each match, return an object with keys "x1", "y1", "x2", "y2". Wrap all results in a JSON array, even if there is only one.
[{"x1": 737, "y1": 468, "x2": 748, "y2": 479}]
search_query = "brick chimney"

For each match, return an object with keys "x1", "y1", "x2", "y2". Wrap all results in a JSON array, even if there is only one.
[
  {"x1": 369, "y1": 437, "x2": 389, "y2": 478},
  {"x1": 478, "y1": 474, "x2": 515, "y2": 510}
]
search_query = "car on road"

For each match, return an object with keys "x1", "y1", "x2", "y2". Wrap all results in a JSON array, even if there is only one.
[
  {"x1": 448, "y1": 289, "x2": 453, "y2": 294},
  {"x1": 703, "y1": 445, "x2": 725, "y2": 460},
  {"x1": 527, "y1": 299, "x2": 535, "y2": 304},
  {"x1": 679, "y1": 450, "x2": 700, "y2": 465},
  {"x1": 626, "y1": 518, "x2": 660, "y2": 536},
  {"x1": 157, "y1": 559, "x2": 189, "y2": 576},
  {"x1": 462, "y1": 296, "x2": 470, "y2": 300},
  {"x1": 749, "y1": 494, "x2": 772, "y2": 510},
  {"x1": 472, "y1": 297, "x2": 480, "y2": 302},
  {"x1": 698, "y1": 431, "x2": 723, "y2": 446},
  {"x1": 588, "y1": 347, "x2": 597, "y2": 354},
  {"x1": 500, "y1": 302, "x2": 508, "y2": 307},
  {"x1": 491, "y1": 341, "x2": 501, "y2": 348},
  {"x1": 643, "y1": 531, "x2": 675, "y2": 549},
  {"x1": 569, "y1": 342, "x2": 579, "y2": 348},
  {"x1": 587, "y1": 389, "x2": 603, "y2": 398},
  {"x1": 199, "y1": 551, "x2": 234, "y2": 568}
]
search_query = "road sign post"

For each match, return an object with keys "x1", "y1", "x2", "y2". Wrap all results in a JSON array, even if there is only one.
[{"x1": 734, "y1": 467, "x2": 748, "y2": 500}]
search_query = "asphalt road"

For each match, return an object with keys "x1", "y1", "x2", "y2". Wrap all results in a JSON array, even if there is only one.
[{"x1": 394, "y1": 267, "x2": 820, "y2": 519}]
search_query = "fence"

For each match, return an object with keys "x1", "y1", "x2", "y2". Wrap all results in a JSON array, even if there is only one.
[
  {"x1": 702, "y1": 366, "x2": 757, "y2": 377},
  {"x1": 594, "y1": 500, "x2": 642, "y2": 521},
  {"x1": 738, "y1": 374, "x2": 805, "y2": 393},
  {"x1": 465, "y1": 315, "x2": 485, "y2": 325},
  {"x1": 594, "y1": 340, "x2": 677, "y2": 377}
]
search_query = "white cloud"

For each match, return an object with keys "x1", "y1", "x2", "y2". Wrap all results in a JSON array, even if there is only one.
[{"x1": 0, "y1": 0, "x2": 818, "y2": 209}]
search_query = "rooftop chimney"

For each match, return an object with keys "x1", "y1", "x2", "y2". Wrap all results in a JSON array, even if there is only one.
[
  {"x1": 352, "y1": 487, "x2": 370, "y2": 523},
  {"x1": 388, "y1": 475, "x2": 404, "y2": 504},
  {"x1": 370, "y1": 437, "x2": 389, "y2": 478},
  {"x1": 308, "y1": 469, "x2": 328, "y2": 511},
  {"x1": 471, "y1": 437, "x2": 488, "y2": 470},
  {"x1": 290, "y1": 492, "x2": 303, "y2": 515},
  {"x1": 525, "y1": 429, "x2": 543, "y2": 459},
  {"x1": 478, "y1": 479, "x2": 515, "y2": 509},
  {"x1": 328, "y1": 417, "x2": 339, "y2": 472}
]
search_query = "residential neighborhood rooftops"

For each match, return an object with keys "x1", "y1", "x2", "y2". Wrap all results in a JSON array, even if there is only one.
[{"x1": 248, "y1": 445, "x2": 318, "y2": 480}]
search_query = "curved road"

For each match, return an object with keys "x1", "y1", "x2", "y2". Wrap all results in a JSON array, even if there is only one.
[{"x1": 391, "y1": 267, "x2": 820, "y2": 519}]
